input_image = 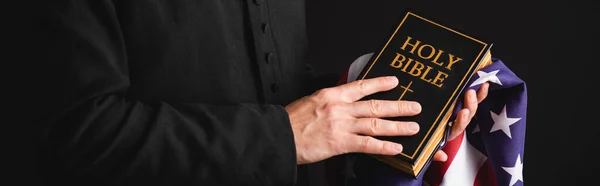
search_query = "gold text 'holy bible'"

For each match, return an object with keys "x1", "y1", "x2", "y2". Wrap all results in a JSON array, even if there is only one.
[{"x1": 355, "y1": 9, "x2": 493, "y2": 177}]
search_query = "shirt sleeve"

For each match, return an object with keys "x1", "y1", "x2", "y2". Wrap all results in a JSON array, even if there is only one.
[{"x1": 33, "y1": 1, "x2": 296, "y2": 185}]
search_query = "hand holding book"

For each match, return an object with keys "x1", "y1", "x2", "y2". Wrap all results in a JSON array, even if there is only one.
[
  {"x1": 346, "y1": 9, "x2": 494, "y2": 177},
  {"x1": 431, "y1": 81, "x2": 490, "y2": 162},
  {"x1": 286, "y1": 76, "x2": 423, "y2": 165},
  {"x1": 342, "y1": 52, "x2": 490, "y2": 165},
  {"x1": 284, "y1": 72, "x2": 488, "y2": 165}
]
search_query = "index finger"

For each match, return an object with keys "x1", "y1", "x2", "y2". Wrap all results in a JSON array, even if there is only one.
[{"x1": 336, "y1": 76, "x2": 398, "y2": 102}]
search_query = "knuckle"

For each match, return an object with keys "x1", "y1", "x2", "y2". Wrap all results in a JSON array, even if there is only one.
[
  {"x1": 322, "y1": 103, "x2": 340, "y2": 115},
  {"x1": 307, "y1": 96, "x2": 320, "y2": 105},
  {"x1": 314, "y1": 88, "x2": 334, "y2": 98},
  {"x1": 381, "y1": 142, "x2": 389, "y2": 154},
  {"x1": 361, "y1": 137, "x2": 372, "y2": 151},
  {"x1": 397, "y1": 101, "x2": 409, "y2": 114},
  {"x1": 370, "y1": 118, "x2": 380, "y2": 135},
  {"x1": 369, "y1": 99, "x2": 381, "y2": 115},
  {"x1": 312, "y1": 89, "x2": 323, "y2": 97},
  {"x1": 353, "y1": 79, "x2": 366, "y2": 87},
  {"x1": 354, "y1": 80, "x2": 367, "y2": 93}
]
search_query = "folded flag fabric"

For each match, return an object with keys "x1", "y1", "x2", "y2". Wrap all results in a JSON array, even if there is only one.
[{"x1": 341, "y1": 53, "x2": 527, "y2": 186}]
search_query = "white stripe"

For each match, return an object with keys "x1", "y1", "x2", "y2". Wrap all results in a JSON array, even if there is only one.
[
  {"x1": 347, "y1": 53, "x2": 373, "y2": 82},
  {"x1": 440, "y1": 133, "x2": 488, "y2": 186}
]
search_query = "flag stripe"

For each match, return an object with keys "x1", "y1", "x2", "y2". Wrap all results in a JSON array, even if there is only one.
[
  {"x1": 340, "y1": 56, "x2": 525, "y2": 186},
  {"x1": 439, "y1": 132, "x2": 487, "y2": 186},
  {"x1": 424, "y1": 130, "x2": 464, "y2": 186},
  {"x1": 474, "y1": 160, "x2": 498, "y2": 186},
  {"x1": 338, "y1": 70, "x2": 349, "y2": 85}
]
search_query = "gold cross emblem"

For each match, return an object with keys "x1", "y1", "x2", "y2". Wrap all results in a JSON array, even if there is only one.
[{"x1": 398, "y1": 81, "x2": 414, "y2": 100}]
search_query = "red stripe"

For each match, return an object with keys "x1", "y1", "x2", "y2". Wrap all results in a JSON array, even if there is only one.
[
  {"x1": 473, "y1": 160, "x2": 498, "y2": 186},
  {"x1": 337, "y1": 70, "x2": 349, "y2": 85},
  {"x1": 424, "y1": 131, "x2": 465, "y2": 186}
]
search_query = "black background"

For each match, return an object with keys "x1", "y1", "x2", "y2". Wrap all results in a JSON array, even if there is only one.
[
  {"x1": 6, "y1": 1, "x2": 598, "y2": 186},
  {"x1": 306, "y1": 0, "x2": 598, "y2": 185}
]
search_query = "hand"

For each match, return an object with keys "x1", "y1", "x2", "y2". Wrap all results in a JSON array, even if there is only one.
[
  {"x1": 431, "y1": 82, "x2": 490, "y2": 162},
  {"x1": 286, "y1": 76, "x2": 422, "y2": 164}
]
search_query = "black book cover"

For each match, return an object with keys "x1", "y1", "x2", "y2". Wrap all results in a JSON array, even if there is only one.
[{"x1": 356, "y1": 9, "x2": 492, "y2": 166}]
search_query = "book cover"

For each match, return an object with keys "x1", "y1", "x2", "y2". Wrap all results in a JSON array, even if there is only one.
[{"x1": 356, "y1": 9, "x2": 493, "y2": 177}]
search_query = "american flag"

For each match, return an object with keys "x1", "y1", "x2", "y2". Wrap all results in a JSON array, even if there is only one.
[{"x1": 342, "y1": 53, "x2": 527, "y2": 186}]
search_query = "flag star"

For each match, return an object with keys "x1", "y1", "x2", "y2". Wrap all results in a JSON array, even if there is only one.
[
  {"x1": 470, "y1": 70, "x2": 502, "y2": 87},
  {"x1": 472, "y1": 124, "x2": 480, "y2": 134},
  {"x1": 490, "y1": 105, "x2": 521, "y2": 138},
  {"x1": 502, "y1": 154, "x2": 524, "y2": 186}
]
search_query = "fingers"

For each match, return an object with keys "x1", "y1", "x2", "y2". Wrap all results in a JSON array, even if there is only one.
[
  {"x1": 477, "y1": 82, "x2": 489, "y2": 103},
  {"x1": 464, "y1": 89, "x2": 478, "y2": 119},
  {"x1": 448, "y1": 108, "x2": 469, "y2": 141},
  {"x1": 350, "y1": 118, "x2": 419, "y2": 136},
  {"x1": 447, "y1": 84, "x2": 486, "y2": 141},
  {"x1": 332, "y1": 76, "x2": 399, "y2": 102},
  {"x1": 348, "y1": 99, "x2": 421, "y2": 118},
  {"x1": 348, "y1": 136, "x2": 403, "y2": 155},
  {"x1": 448, "y1": 88, "x2": 478, "y2": 140},
  {"x1": 432, "y1": 150, "x2": 448, "y2": 162}
]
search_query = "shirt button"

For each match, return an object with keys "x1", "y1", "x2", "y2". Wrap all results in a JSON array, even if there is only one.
[
  {"x1": 271, "y1": 82, "x2": 280, "y2": 93},
  {"x1": 261, "y1": 23, "x2": 269, "y2": 34},
  {"x1": 265, "y1": 52, "x2": 272, "y2": 64}
]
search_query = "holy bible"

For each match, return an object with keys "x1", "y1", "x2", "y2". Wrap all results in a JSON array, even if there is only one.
[{"x1": 356, "y1": 9, "x2": 493, "y2": 177}]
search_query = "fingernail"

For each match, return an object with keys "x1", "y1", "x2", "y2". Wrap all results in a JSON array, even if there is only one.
[
  {"x1": 410, "y1": 102, "x2": 422, "y2": 112},
  {"x1": 394, "y1": 144, "x2": 403, "y2": 152},
  {"x1": 387, "y1": 76, "x2": 398, "y2": 85},
  {"x1": 409, "y1": 122, "x2": 420, "y2": 132}
]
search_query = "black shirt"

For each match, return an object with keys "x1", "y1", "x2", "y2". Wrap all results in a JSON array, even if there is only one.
[{"x1": 28, "y1": 0, "x2": 338, "y2": 185}]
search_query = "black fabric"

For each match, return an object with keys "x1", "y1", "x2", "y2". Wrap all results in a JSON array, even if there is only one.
[{"x1": 26, "y1": 0, "x2": 338, "y2": 185}]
